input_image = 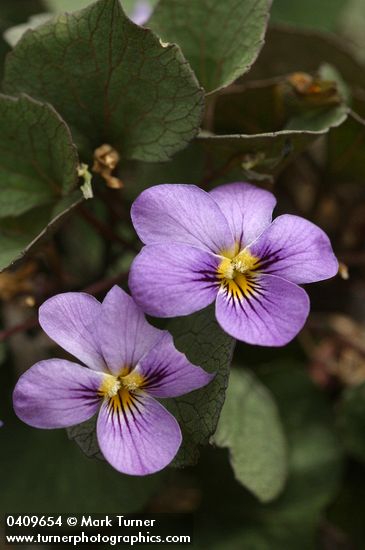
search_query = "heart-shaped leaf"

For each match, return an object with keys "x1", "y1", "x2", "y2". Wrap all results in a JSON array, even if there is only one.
[
  {"x1": 4, "y1": 0, "x2": 204, "y2": 162},
  {"x1": 213, "y1": 368, "x2": 288, "y2": 503},
  {"x1": 149, "y1": 0, "x2": 272, "y2": 93}
]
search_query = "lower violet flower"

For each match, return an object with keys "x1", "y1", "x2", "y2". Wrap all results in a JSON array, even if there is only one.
[
  {"x1": 129, "y1": 182, "x2": 339, "y2": 346},
  {"x1": 13, "y1": 286, "x2": 212, "y2": 475}
]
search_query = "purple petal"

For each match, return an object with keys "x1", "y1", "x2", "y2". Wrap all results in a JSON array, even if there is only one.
[
  {"x1": 13, "y1": 359, "x2": 104, "y2": 428},
  {"x1": 98, "y1": 286, "x2": 164, "y2": 375},
  {"x1": 129, "y1": 0, "x2": 153, "y2": 25},
  {"x1": 135, "y1": 332, "x2": 214, "y2": 398},
  {"x1": 210, "y1": 182, "x2": 277, "y2": 247},
  {"x1": 129, "y1": 243, "x2": 219, "y2": 316},
  {"x1": 39, "y1": 293, "x2": 107, "y2": 372},
  {"x1": 131, "y1": 184, "x2": 235, "y2": 253},
  {"x1": 249, "y1": 214, "x2": 338, "y2": 284},
  {"x1": 97, "y1": 393, "x2": 181, "y2": 475},
  {"x1": 215, "y1": 274, "x2": 310, "y2": 346}
]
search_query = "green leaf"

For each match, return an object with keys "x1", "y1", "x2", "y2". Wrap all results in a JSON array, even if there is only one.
[
  {"x1": 149, "y1": 0, "x2": 271, "y2": 93},
  {"x1": 0, "y1": 94, "x2": 79, "y2": 218},
  {"x1": 0, "y1": 191, "x2": 83, "y2": 272},
  {"x1": 193, "y1": 76, "x2": 347, "y2": 182},
  {"x1": 336, "y1": 382, "x2": 365, "y2": 463},
  {"x1": 193, "y1": 363, "x2": 343, "y2": 549},
  {"x1": 258, "y1": 363, "x2": 343, "y2": 523},
  {"x1": 0, "y1": 93, "x2": 82, "y2": 271},
  {"x1": 0, "y1": 420, "x2": 163, "y2": 513},
  {"x1": 67, "y1": 416, "x2": 103, "y2": 460},
  {"x1": 214, "y1": 79, "x2": 348, "y2": 135},
  {"x1": 3, "y1": 13, "x2": 52, "y2": 48},
  {"x1": 45, "y1": 0, "x2": 93, "y2": 11},
  {"x1": 4, "y1": 0, "x2": 204, "y2": 162},
  {"x1": 213, "y1": 369, "x2": 287, "y2": 503},
  {"x1": 165, "y1": 306, "x2": 235, "y2": 467},
  {"x1": 195, "y1": 130, "x2": 334, "y2": 184}
]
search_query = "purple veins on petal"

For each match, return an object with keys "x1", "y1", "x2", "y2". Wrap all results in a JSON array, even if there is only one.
[
  {"x1": 39, "y1": 292, "x2": 107, "y2": 372},
  {"x1": 13, "y1": 286, "x2": 212, "y2": 475},
  {"x1": 134, "y1": 331, "x2": 214, "y2": 398},
  {"x1": 97, "y1": 393, "x2": 182, "y2": 476},
  {"x1": 249, "y1": 214, "x2": 339, "y2": 284},
  {"x1": 210, "y1": 182, "x2": 277, "y2": 247},
  {"x1": 130, "y1": 182, "x2": 338, "y2": 346},
  {"x1": 129, "y1": 243, "x2": 220, "y2": 317},
  {"x1": 13, "y1": 359, "x2": 104, "y2": 429},
  {"x1": 98, "y1": 285, "x2": 164, "y2": 375},
  {"x1": 131, "y1": 183, "x2": 235, "y2": 253}
]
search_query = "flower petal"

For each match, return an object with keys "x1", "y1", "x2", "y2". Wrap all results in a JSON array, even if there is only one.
[
  {"x1": 215, "y1": 274, "x2": 310, "y2": 346},
  {"x1": 210, "y1": 182, "x2": 276, "y2": 247},
  {"x1": 39, "y1": 293, "x2": 107, "y2": 372},
  {"x1": 129, "y1": 243, "x2": 219, "y2": 317},
  {"x1": 98, "y1": 286, "x2": 164, "y2": 375},
  {"x1": 130, "y1": 0, "x2": 152, "y2": 25},
  {"x1": 97, "y1": 393, "x2": 181, "y2": 475},
  {"x1": 249, "y1": 214, "x2": 339, "y2": 284},
  {"x1": 131, "y1": 184, "x2": 235, "y2": 253},
  {"x1": 135, "y1": 332, "x2": 214, "y2": 397},
  {"x1": 13, "y1": 359, "x2": 104, "y2": 428}
]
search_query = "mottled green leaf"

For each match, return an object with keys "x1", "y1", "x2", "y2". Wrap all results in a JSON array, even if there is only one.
[
  {"x1": 3, "y1": 13, "x2": 52, "y2": 48},
  {"x1": 213, "y1": 369, "x2": 287, "y2": 503},
  {"x1": 45, "y1": 0, "x2": 93, "y2": 11},
  {"x1": 149, "y1": 0, "x2": 271, "y2": 93},
  {"x1": 4, "y1": 0, "x2": 204, "y2": 162},
  {"x1": 195, "y1": 130, "x2": 334, "y2": 184},
  {"x1": 214, "y1": 79, "x2": 348, "y2": 135},
  {"x1": 0, "y1": 94, "x2": 82, "y2": 271},
  {"x1": 0, "y1": 191, "x2": 83, "y2": 272},
  {"x1": 337, "y1": 382, "x2": 365, "y2": 463},
  {"x1": 67, "y1": 416, "x2": 103, "y2": 460},
  {"x1": 121, "y1": 124, "x2": 341, "y2": 200},
  {"x1": 0, "y1": 94, "x2": 79, "y2": 218},
  {"x1": 165, "y1": 307, "x2": 234, "y2": 467},
  {"x1": 194, "y1": 76, "x2": 347, "y2": 182}
]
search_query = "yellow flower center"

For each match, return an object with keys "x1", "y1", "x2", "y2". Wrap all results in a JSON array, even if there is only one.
[
  {"x1": 98, "y1": 370, "x2": 145, "y2": 413},
  {"x1": 217, "y1": 248, "x2": 260, "y2": 300}
]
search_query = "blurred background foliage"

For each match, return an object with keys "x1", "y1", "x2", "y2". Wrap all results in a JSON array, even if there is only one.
[{"x1": 1, "y1": 0, "x2": 365, "y2": 549}]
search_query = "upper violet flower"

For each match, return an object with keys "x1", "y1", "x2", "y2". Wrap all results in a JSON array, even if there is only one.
[
  {"x1": 129, "y1": 182, "x2": 338, "y2": 346},
  {"x1": 13, "y1": 286, "x2": 212, "y2": 475}
]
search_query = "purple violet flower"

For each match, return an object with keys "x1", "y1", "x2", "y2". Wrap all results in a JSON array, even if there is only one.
[
  {"x1": 13, "y1": 286, "x2": 212, "y2": 475},
  {"x1": 129, "y1": 182, "x2": 338, "y2": 346}
]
